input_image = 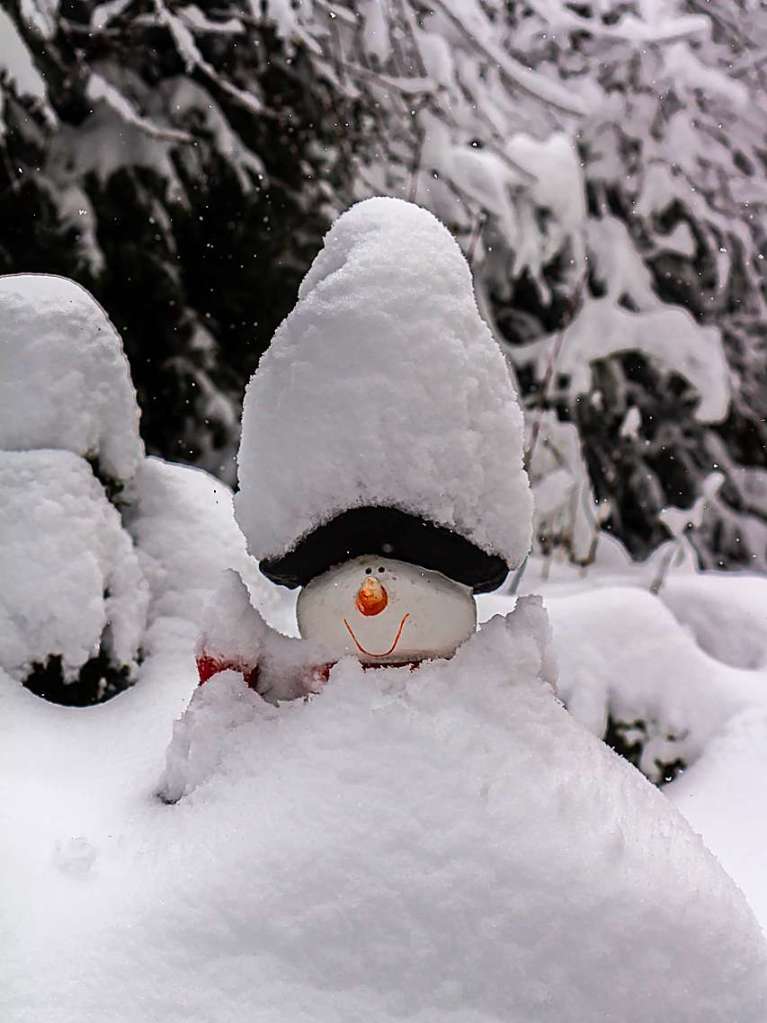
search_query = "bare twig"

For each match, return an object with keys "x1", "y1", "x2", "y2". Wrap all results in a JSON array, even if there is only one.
[
  {"x1": 524, "y1": 264, "x2": 588, "y2": 471},
  {"x1": 408, "y1": 120, "x2": 424, "y2": 202},
  {"x1": 524, "y1": 327, "x2": 568, "y2": 472},
  {"x1": 465, "y1": 210, "x2": 486, "y2": 267}
]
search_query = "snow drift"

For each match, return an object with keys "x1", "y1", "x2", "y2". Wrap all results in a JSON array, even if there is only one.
[
  {"x1": 154, "y1": 596, "x2": 767, "y2": 1022},
  {"x1": 236, "y1": 196, "x2": 532, "y2": 575},
  {"x1": 3, "y1": 531, "x2": 767, "y2": 1020}
]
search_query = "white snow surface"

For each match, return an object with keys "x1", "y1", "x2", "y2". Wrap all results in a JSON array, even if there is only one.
[
  {"x1": 0, "y1": 449, "x2": 148, "y2": 681},
  {"x1": 660, "y1": 574, "x2": 767, "y2": 670},
  {"x1": 509, "y1": 585, "x2": 762, "y2": 784},
  {"x1": 5, "y1": 594, "x2": 767, "y2": 1022},
  {"x1": 125, "y1": 456, "x2": 259, "y2": 628},
  {"x1": 236, "y1": 197, "x2": 532, "y2": 573},
  {"x1": 0, "y1": 274, "x2": 143, "y2": 481},
  {"x1": 489, "y1": 552, "x2": 767, "y2": 939},
  {"x1": 670, "y1": 705, "x2": 767, "y2": 932}
]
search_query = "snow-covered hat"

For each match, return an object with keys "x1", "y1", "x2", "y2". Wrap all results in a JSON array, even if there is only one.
[
  {"x1": 0, "y1": 274, "x2": 143, "y2": 483},
  {"x1": 235, "y1": 197, "x2": 532, "y2": 592}
]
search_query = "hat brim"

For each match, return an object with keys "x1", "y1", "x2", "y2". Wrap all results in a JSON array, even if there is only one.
[{"x1": 259, "y1": 505, "x2": 509, "y2": 593}]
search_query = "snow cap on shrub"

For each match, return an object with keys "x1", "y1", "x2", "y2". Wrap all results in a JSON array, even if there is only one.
[
  {"x1": 236, "y1": 197, "x2": 532, "y2": 588},
  {"x1": 0, "y1": 449, "x2": 148, "y2": 683},
  {"x1": 0, "y1": 274, "x2": 143, "y2": 482}
]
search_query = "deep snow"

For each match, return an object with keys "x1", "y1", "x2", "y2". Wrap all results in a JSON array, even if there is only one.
[
  {"x1": 5, "y1": 579, "x2": 767, "y2": 1022},
  {"x1": 5, "y1": 527, "x2": 767, "y2": 1021}
]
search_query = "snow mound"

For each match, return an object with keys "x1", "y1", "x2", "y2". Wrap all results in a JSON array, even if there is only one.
[
  {"x1": 0, "y1": 274, "x2": 143, "y2": 482},
  {"x1": 660, "y1": 574, "x2": 767, "y2": 670},
  {"x1": 0, "y1": 450, "x2": 148, "y2": 682},
  {"x1": 669, "y1": 704, "x2": 767, "y2": 933},
  {"x1": 125, "y1": 457, "x2": 254, "y2": 628},
  {"x1": 480, "y1": 581, "x2": 764, "y2": 785},
  {"x1": 484, "y1": 586, "x2": 759, "y2": 785},
  {"x1": 236, "y1": 196, "x2": 532, "y2": 574},
  {"x1": 153, "y1": 597, "x2": 767, "y2": 1022}
]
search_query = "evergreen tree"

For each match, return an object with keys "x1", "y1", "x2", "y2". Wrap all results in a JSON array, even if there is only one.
[
  {"x1": 1, "y1": 1, "x2": 359, "y2": 476},
  {"x1": 2, "y1": 0, "x2": 766, "y2": 567}
]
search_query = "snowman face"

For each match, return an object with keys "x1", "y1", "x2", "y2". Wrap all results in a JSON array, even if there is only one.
[{"x1": 296, "y1": 556, "x2": 476, "y2": 664}]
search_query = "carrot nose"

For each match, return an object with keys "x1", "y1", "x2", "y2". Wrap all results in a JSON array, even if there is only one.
[{"x1": 355, "y1": 576, "x2": 388, "y2": 616}]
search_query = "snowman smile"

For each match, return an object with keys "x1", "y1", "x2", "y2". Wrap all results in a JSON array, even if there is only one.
[{"x1": 342, "y1": 613, "x2": 410, "y2": 659}]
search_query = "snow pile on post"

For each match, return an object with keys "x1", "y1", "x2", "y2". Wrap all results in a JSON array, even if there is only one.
[
  {"x1": 0, "y1": 274, "x2": 143, "y2": 483},
  {"x1": 236, "y1": 197, "x2": 532, "y2": 574},
  {"x1": 0, "y1": 450, "x2": 148, "y2": 682},
  {"x1": 150, "y1": 596, "x2": 767, "y2": 1021}
]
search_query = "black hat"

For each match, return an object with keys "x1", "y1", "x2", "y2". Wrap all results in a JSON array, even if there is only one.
[{"x1": 259, "y1": 505, "x2": 508, "y2": 593}]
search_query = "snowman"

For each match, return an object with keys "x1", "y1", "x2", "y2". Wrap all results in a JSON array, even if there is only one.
[
  {"x1": 196, "y1": 196, "x2": 532, "y2": 697},
  {"x1": 163, "y1": 202, "x2": 767, "y2": 1018}
]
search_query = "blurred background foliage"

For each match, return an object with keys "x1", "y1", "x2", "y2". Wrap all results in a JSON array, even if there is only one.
[{"x1": 2, "y1": 0, "x2": 767, "y2": 570}]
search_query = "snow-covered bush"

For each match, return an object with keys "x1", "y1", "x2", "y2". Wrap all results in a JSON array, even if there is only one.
[
  {"x1": 0, "y1": 274, "x2": 143, "y2": 489},
  {"x1": 0, "y1": 273, "x2": 147, "y2": 702},
  {"x1": 0, "y1": 273, "x2": 252, "y2": 705},
  {"x1": 500, "y1": 2, "x2": 767, "y2": 566},
  {"x1": 525, "y1": 585, "x2": 760, "y2": 786},
  {"x1": 0, "y1": 450, "x2": 148, "y2": 704}
]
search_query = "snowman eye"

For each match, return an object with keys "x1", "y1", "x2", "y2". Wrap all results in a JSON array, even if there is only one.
[
  {"x1": 378, "y1": 566, "x2": 385, "y2": 573},
  {"x1": 365, "y1": 567, "x2": 372, "y2": 575}
]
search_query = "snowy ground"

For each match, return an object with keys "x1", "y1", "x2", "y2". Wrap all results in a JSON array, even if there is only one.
[
  {"x1": 508, "y1": 542, "x2": 767, "y2": 930},
  {"x1": 3, "y1": 488, "x2": 767, "y2": 1020}
]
